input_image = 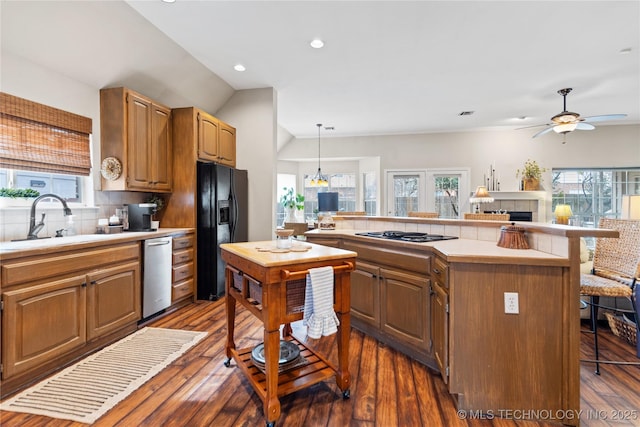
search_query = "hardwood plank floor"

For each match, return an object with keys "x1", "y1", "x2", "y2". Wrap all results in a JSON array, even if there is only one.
[{"x1": 1, "y1": 299, "x2": 638, "y2": 426}]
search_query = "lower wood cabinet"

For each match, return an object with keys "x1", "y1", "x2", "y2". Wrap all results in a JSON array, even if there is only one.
[
  {"x1": 350, "y1": 261, "x2": 380, "y2": 327},
  {"x1": 430, "y1": 278, "x2": 448, "y2": 383},
  {"x1": 171, "y1": 233, "x2": 195, "y2": 303},
  {"x1": 380, "y1": 267, "x2": 430, "y2": 351},
  {"x1": 0, "y1": 242, "x2": 141, "y2": 396}
]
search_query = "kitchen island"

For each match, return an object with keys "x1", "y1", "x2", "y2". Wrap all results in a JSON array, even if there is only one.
[
  {"x1": 221, "y1": 240, "x2": 356, "y2": 426},
  {"x1": 305, "y1": 217, "x2": 616, "y2": 426}
]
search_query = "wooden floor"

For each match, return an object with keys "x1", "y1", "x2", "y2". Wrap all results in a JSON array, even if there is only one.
[{"x1": 2, "y1": 299, "x2": 639, "y2": 427}]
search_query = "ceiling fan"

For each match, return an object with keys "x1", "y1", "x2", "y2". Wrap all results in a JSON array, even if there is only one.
[{"x1": 520, "y1": 88, "x2": 626, "y2": 142}]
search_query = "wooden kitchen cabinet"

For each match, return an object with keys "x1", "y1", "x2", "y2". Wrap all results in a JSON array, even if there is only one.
[
  {"x1": 171, "y1": 233, "x2": 195, "y2": 303},
  {"x1": 339, "y1": 240, "x2": 433, "y2": 363},
  {"x1": 162, "y1": 107, "x2": 236, "y2": 229},
  {"x1": 0, "y1": 242, "x2": 141, "y2": 396},
  {"x1": 175, "y1": 107, "x2": 236, "y2": 166},
  {"x1": 380, "y1": 267, "x2": 430, "y2": 351},
  {"x1": 2, "y1": 275, "x2": 87, "y2": 379},
  {"x1": 218, "y1": 120, "x2": 236, "y2": 167},
  {"x1": 350, "y1": 261, "x2": 380, "y2": 327},
  {"x1": 430, "y1": 256, "x2": 449, "y2": 383},
  {"x1": 100, "y1": 87, "x2": 172, "y2": 192}
]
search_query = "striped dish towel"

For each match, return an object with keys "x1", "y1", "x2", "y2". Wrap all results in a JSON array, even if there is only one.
[{"x1": 303, "y1": 266, "x2": 339, "y2": 339}]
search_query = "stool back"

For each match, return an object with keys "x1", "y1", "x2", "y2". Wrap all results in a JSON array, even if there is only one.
[{"x1": 593, "y1": 218, "x2": 640, "y2": 281}]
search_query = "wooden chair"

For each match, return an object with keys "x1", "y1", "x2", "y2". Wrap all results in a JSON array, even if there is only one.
[
  {"x1": 463, "y1": 213, "x2": 509, "y2": 221},
  {"x1": 580, "y1": 218, "x2": 640, "y2": 374},
  {"x1": 408, "y1": 212, "x2": 439, "y2": 218}
]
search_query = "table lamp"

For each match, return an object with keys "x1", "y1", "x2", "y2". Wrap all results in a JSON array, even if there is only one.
[
  {"x1": 554, "y1": 204, "x2": 573, "y2": 225},
  {"x1": 621, "y1": 195, "x2": 640, "y2": 219},
  {"x1": 318, "y1": 192, "x2": 339, "y2": 229},
  {"x1": 469, "y1": 186, "x2": 494, "y2": 213}
]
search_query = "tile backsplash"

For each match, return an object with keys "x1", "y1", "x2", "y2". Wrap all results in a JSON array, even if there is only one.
[{"x1": 0, "y1": 191, "x2": 147, "y2": 242}]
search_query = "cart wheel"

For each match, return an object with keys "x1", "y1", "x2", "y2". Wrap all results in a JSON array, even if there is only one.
[
  {"x1": 342, "y1": 389, "x2": 350, "y2": 399},
  {"x1": 223, "y1": 358, "x2": 231, "y2": 367},
  {"x1": 266, "y1": 422, "x2": 275, "y2": 427}
]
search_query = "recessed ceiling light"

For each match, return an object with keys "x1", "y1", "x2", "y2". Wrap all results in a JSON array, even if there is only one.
[
  {"x1": 162, "y1": 0, "x2": 176, "y2": 3},
  {"x1": 310, "y1": 39, "x2": 324, "y2": 49},
  {"x1": 234, "y1": 64, "x2": 246, "y2": 72}
]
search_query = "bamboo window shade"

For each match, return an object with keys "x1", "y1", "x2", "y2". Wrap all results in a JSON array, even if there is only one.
[{"x1": 0, "y1": 92, "x2": 92, "y2": 176}]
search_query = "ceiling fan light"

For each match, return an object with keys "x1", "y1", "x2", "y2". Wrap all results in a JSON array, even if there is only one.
[{"x1": 553, "y1": 123, "x2": 578, "y2": 134}]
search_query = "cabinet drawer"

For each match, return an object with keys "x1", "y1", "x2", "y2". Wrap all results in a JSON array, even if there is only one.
[
  {"x1": 173, "y1": 262, "x2": 194, "y2": 283},
  {"x1": 173, "y1": 234, "x2": 194, "y2": 250},
  {"x1": 172, "y1": 278, "x2": 194, "y2": 301},
  {"x1": 1, "y1": 243, "x2": 140, "y2": 287},
  {"x1": 173, "y1": 248, "x2": 194, "y2": 264},
  {"x1": 432, "y1": 257, "x2": 449, "y2": 288}
]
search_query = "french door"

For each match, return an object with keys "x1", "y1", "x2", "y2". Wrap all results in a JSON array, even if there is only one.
[{"x1": 386, "y1": 171, "x2": 426, "y2": 216}]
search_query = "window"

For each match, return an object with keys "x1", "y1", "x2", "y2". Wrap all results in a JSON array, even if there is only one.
[
  {"x1": 276, "y1": 173, "x2": 297, "y2": 225},
  {"x1": 434, "y1": 176, "x2": 460, "y2": 219},
  {"x1": 363, "y1": 171, "x2": 377, "y2": 216},
  {"x1": 0, "y1": 169, "x2": 82, "y2": 202},
  {"x1": 552, "y1": 167, "x2": 640, "y2": 246},
  {"x1": 303, "y1": 173, "x2": 356, "y2": 218}
]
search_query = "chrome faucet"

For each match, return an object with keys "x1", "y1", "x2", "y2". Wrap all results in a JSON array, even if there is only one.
[{"x1": 27, "y1": 193, "x2": 73, "y2": 240}]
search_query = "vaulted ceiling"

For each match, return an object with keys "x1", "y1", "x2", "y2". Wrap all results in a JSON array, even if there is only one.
[{"x1": 127, "y1": 1, "x2": 640, "y2": 139}]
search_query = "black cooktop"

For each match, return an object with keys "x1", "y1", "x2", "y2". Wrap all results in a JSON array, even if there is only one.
[{"x1": 355, "y1": 230, "x2": 458, "y2": 243}]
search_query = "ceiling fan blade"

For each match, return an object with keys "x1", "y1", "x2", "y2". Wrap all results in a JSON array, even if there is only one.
[
  {"x1": 532, "y1": 126, "x2": 554, "y2": 138},
  {"x1": 515, "y1": 123, "x2": 550, "y2": 130},
  {"x1": 576, "y1": 122, "x2": 595, "y2": 130},
  {"x1": 581, "y1": 113, "x2": 627, "y2": 122}
]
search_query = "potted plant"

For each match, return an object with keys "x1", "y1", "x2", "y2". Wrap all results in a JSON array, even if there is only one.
[
  {"x1": 516, "y1": 159, "x2": 547, "y2": 191},
  {"x1": 0, "y1": 188, "x2": 40, "y2": 207},
  {"x1": 145, "y1": 193, "x2": 165, "y2": 217},
  {"x1": 279, "y1": 187, "x2": 304, "y2": 223}
]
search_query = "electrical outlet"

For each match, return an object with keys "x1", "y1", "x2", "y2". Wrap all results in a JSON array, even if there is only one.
[{"x1": 504, "y1": 292, "x2": 519, "y2": 314}]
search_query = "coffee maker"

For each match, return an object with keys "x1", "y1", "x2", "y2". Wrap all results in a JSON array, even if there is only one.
[{"x1": 124, "y1": 203, "x2": 156, "y2": 231}]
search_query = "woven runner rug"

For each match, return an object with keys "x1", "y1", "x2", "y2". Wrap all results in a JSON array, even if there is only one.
[{"x1": 0, "y1": 327, "x2": 207, "y2": 424}]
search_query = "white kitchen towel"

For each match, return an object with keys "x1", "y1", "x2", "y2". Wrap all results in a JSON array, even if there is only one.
[{"x1": 302, "y1": 266, "x2": 339, "y2": 339}]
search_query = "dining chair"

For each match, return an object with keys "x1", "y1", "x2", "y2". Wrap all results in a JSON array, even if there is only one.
[{"x1": 580, "y1": 218, "x2": 640, "y2": 375}]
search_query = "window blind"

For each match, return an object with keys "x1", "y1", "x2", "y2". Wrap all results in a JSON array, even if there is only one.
[{"x1": 0, "y1": 92, "x2": 92, "y2": 176}]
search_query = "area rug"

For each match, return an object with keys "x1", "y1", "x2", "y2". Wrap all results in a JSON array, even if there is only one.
[{"x1": 0, "y1": 327, "x2": 207, "y2": 424}]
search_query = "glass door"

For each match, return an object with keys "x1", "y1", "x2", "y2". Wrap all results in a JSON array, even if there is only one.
[
  {"x1": 386, "y1": 171, "x2": 426, "y2": 216},
  {"x1": 427, "y1": 169, "x2": 470, "y2": 218}
]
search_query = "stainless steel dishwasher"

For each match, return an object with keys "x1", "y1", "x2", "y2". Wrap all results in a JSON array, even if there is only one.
[{"x1": 143, "y1": 236, "x2": 173, "y2": 318}]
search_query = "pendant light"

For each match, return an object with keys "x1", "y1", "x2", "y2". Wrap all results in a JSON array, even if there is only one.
[{"x1": 310, "y1": 123, "x2": 329, "y2": 187}]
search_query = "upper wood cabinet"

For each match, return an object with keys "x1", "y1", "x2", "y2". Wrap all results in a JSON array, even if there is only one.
[
  {"x1": 100, "y1": 87, "x2": 172, "y2": 192},
  {"x1": 175, "y1": 107, "x2": 237, "y2": 167}
]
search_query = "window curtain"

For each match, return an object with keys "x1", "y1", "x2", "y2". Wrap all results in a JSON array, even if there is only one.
[{"x1": 0, "y1": 92, "x2": 92, "y2": 176}]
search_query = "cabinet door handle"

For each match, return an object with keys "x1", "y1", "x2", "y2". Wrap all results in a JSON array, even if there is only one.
[
  {"x1": 90, "y1": 280, "x2": 97, "y2": 285},
  {"x1": 82, "y1": 282, "x2": 87, "y2": 287},
  {"x1": 433, "y1": 268, "x2": 441, "y2": 275}
]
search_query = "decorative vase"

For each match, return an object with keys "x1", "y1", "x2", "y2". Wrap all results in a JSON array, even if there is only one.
[
  {"x1": 522, "y1": 178, "x2": 539, "y2": 191},
  {"x1": 283, "y1": 207, "x2": 297, "y2": 224}
]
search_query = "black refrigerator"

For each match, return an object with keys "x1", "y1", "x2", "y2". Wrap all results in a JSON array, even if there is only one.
[{"x1": 197, "y1": 162, "x2": 248, "y2": 300}]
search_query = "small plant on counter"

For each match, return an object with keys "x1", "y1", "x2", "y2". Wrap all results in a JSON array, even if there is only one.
[
  {"x1": 145, "y1": 193, "x2": 165, "y2": 215},
  {"x1": 279, "y1": 187, "x2": 305, "y2": 211},
  {"x1": 0, "y1": 188, "x2": 40, "y2": 198}
]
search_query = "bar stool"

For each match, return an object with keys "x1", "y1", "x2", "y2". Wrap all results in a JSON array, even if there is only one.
[{"x1": 580, "y1": 218, "x2": 640, "y2": 375}]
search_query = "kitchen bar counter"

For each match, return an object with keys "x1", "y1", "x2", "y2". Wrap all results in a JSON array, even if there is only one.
[
  {"x1": 0, "y1": 228, "x2": 193, "y2": 260},
  {"x1": 305, "y1": 221, "x2": 617, "y2": 426}
]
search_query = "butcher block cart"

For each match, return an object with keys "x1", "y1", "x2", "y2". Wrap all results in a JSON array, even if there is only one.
[{"x1": 220, "y1": 241, "x2": 357, "y2": 426}]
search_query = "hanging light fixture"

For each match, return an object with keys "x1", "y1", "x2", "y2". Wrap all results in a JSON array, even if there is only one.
[{"x1": 310, "y1": 123, "x2": 329, "y2": 187}]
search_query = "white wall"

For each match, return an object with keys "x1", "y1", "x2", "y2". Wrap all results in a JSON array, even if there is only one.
[
  {"x1": 216, "y1": 88, "x2": 278, "y2": 241},
  {"x1": 278, "y1": 124, "x2": 640, "y2": 214}
]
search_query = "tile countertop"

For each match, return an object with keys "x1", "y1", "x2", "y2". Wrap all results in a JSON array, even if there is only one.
[
  {"x1": 306, "y1": 229, "x2": 571, "y2": 267},
  {"x1": 0, "y1": 228, "x2": 194, "y2": 259}
]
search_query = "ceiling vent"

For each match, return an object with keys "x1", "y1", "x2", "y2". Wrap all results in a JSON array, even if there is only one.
[{"x1": 458, "y1": 111, "x2": 475, "y2": 116}]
